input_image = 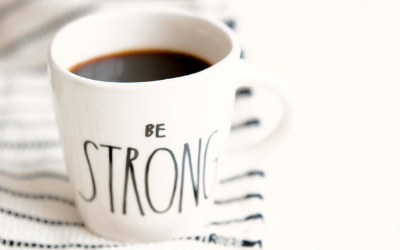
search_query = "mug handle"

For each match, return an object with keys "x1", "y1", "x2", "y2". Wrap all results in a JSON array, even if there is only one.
[{"x1": 228, "y1": 59, "x2": 298, "y2": 151}]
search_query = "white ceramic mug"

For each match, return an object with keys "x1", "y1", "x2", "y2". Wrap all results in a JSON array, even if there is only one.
[{"x1": 49, "y1": 7, "x2": 291, "y2": 242}]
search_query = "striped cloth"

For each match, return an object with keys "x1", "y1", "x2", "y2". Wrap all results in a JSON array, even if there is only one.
[{"x1": 0, "y1": 0, "x2": 268, "y2": 249}]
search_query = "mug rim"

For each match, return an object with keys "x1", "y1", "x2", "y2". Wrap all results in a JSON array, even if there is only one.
[{"x1": 48, "y1": 6, "x2": 241, "y2": 88}]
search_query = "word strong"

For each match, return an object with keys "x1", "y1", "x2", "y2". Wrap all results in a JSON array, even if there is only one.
[{"x1": 81, "y1": 130, "x2": 218, "y2": 216}]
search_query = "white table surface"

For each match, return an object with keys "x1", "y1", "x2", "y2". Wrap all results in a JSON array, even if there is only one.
[{"x1": 231, "y1": 0, "x2": 400, "y2": 249}]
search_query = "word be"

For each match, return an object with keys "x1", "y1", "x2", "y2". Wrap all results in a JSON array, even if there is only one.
[{"x1": 145, "y1": 123, "x2": 165, "y2": 137}]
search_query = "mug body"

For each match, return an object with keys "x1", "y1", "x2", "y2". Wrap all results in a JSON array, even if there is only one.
[{"x1": 49, "y1": 7, "x2": 240, "y2": 241}]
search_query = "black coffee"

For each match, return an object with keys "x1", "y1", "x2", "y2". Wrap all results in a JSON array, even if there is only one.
[{"x1": 70, "y1": 50, "x2": 211, "y2": 82}]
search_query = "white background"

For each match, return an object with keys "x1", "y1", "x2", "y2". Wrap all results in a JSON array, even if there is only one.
[{"x1": 232, "y1": 0, "x2": 400, "y2": 249}]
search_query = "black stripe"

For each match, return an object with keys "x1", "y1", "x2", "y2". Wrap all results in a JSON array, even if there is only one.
[
  {"x1": 0, "y1": 0, "x2": 32, "y2": 20},
  {"x1": 242, "y1": 240, "x2": 262, "y2": 248},
  {"x1": 0, "y1": 106, "x2": 54, "y2": 115},
  {"x1": 207, "y1": 233, "x2": 262, "y2": 248},
  {"x1": 0, "y1": 207, "x2": 83, "y2": 226},
  {"x1": 0, "y1": 86, "x2": 50, "y2": 98},
  {"x1": 214, "y1": 193, "x2": 263, "y2": 205},
  {"x1": 220, "y1": 170, "x2": 265, "y2": 184},
  {"x1": 0, "y1": 87, "x2": 51, "y2": 98},
  {"x1": 231, "y1": 119, "x2": 260, "y2": 130},
  {"x1": 0, "y1": 237, "x2": 123, "y2": 249},
  {"x1": 240, "y1": 49, "x2": 245, "y2": 59},
  {"x1": 0, "y1": 4, "x2": 97, "y2": 56},
  {"x1": 0, "y1": 64, "x2": 47, "y2": 74},
  {"x1": 0, "y1": 235, "x2": 261, "y2": 248},
  {"x1": 223, "y1": 19, "x2": 236, "y2": 30},
  {"x1": 0, "y1": 168, "x2": 69, "y2": 181},
  {"x1": 209, "y1": 213, "x2": 264, "y2": 226},
  {"x1": 0, "y1": 157, "x2": 64, "y2": 168},
  {"x1": 0, "y1": 185, "x2": 74, "y2": 205},
  {"x1": 0, "y1": 140, "x2": 60, "y2": 149},
  {"x1": 235, "y1": 87, "x2": 252, "y2": 97}
]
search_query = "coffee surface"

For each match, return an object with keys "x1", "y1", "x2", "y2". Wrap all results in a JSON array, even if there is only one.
[{"x1": 70, "y1": 50, "x2": 211, "y2": 82}]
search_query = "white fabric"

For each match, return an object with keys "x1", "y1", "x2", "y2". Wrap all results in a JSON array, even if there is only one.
[{"x1": 0, "y1": 0, "x2": 268, "y2": 249}]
